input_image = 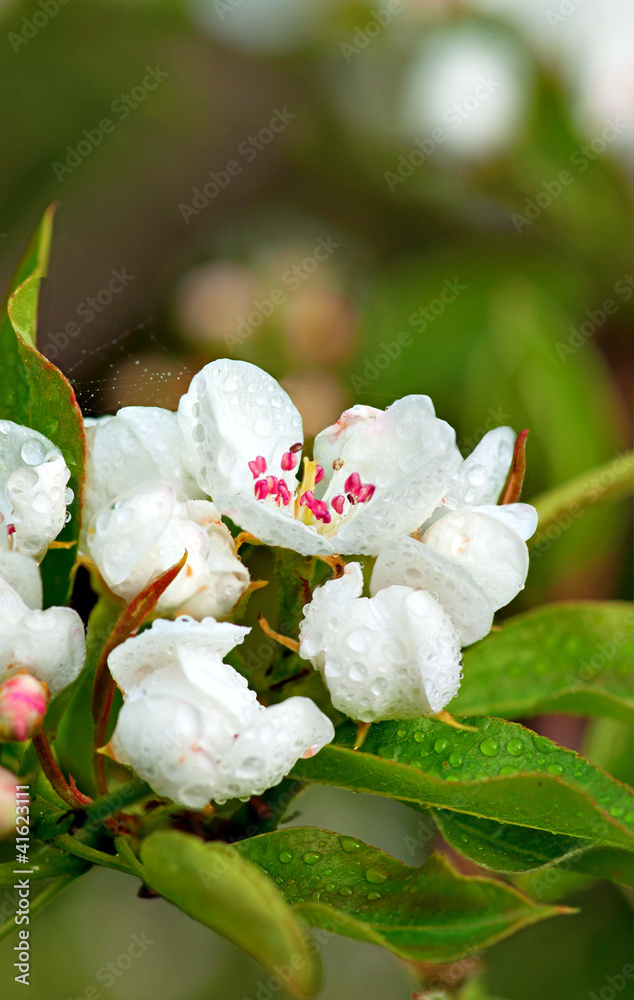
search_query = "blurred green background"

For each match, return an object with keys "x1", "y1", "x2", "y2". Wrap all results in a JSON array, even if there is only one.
[{"x1": 0, "y1": 0, "x2": 632, "y2": 996}]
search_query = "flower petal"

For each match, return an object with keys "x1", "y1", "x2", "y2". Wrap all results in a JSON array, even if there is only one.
[
  {"x1": 301, "y1": 565, "x2": 462, "y2": 722},
  {"x1": 0, "y1": 599, "x2": 86, "y2": 696},
  {"x1": 314, "y1": 405, "x2": 382, "y2": 486},
  {"x1": 108, "y1": 616, "x2": 250, "y2": 695},
  {"x1": 448, "y1": 427, "x2": 516, "y2": 507},
  {"x1": 471, "y1": 502, "x2": 538, "y2": 542},
  {"x1": 0, "y1": 548, "x2": 42, "y2": 609},
  {"x1": 421, "y1": 508, "x2": 529, "y2": 609},
  {"x1": 212, "y1": 697, "x2": 335, "y2": 802},
  {"x1": 216, "y1": 493, "x2": 335, "y2": 556},
  {"x1": 371, "y1": 534, "x2": 494, "y2": 646},
  {"x1": 178, "y1": 359, "x2": 303, "y2": 497}
]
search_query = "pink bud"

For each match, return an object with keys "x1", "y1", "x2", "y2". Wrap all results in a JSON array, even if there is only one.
[{"x1": 0, "y1": 673, "x2": 50, "y2": 743}]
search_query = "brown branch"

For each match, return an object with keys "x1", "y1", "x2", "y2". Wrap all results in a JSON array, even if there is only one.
[{"x1": 498, "y1": 429, "x2": 529, "y2": 505}]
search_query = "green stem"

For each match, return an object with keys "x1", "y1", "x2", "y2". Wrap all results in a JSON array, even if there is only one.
[
  {"x1": 83, "y1": 778, "x2": 152, "y2": 827},
  {"x1": 54, "y1": 833, "x2": 137, "y2": 877},
  {"x1": 530, "y1": 451, "x2": 634, "y2": 548},
  {"x1": 114, "y1": 836, "x2": 146, "y2": 879}
]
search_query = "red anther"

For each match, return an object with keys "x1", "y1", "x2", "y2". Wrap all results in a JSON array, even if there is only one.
[
  {"x1": 265, "y1": 476, "x2": 279, "y2": 495},
  {"x1": 254, "y1": 480, "x2": 268, "y2": 500},
  {"x1": 277, "y1": 481, "x2": 292, "y2": 505},
  {"x1": 7, "y1": 524, "x2": 15, "y2": 536},
  {"x1": 289, "y1": 442, "x2": 303, "y2": 453},
  {"x1": 281, "y1": 451, "x2": 298, "y2": 472},
  {"x1": 356, "y1": 483, "x2": 375, "y2": 503},
  {"x1": 331, "y1": 495, "x2": 345, "y2": 515},
  {"x1": 314, "y1": 465, "x2": 324, "y2": 484},
  {"x1": 344, "y1": 472, "x2": 361, "y2": 493},
  {"x1": 299, "y1": 489, "x2": 315, "y2": 508},
  {"x1": 248, "y1": 455, "x2": 267, "y2": 479},
  {"x1": 346, "y1": 492, "x2": 357, "y2": 505}
]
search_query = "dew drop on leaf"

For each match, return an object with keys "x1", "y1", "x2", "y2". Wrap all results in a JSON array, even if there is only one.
[
  {"x1": 364, "y1": 868, "x2": 387, "y2": 884},
  {"x1": 366, "y1": 892, "x2": 381, "y2": 900},
  {"x1": 547, "y1": 763, "x2": 565, "y2": 776},
  {"x1": 506, "y1": 739, "x2": 524, "y2": 757},
  {"x1": 340, "y1": 837, "x2": 361, "y2": 853},
  {"x1": 279, "y1": 851, "x2": 293, "y2": 864},
  {"x1": 433, "y1": 738, "x2": 449, "y2": 753},
  {"x1": 339, "y1": 886, "x2": 353, "y2": 896},
  {"x1": 413, "y1": 731, "x2": 425, "y2": 743},
  {"x1": 479, "y1": 738, "x2": 500, "y2": 757},
  {"x1": 303, "y1": 852, "x2": 321, "y2": 865},
  {"x1": 449, "y1": 752, "x2": 463, "y2": 767}
]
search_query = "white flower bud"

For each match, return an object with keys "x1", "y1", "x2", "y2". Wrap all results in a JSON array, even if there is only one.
[
  {"x1": 0, "y1": 577, "x2": 86, "y2": 696},
  {"x1": 0, "y1": 420, "x2": 71, "y2": 560},
  {"x1": 299, "y1": 563, "x2": 462, "y2": 723},
  {"x1": 108, "y1": 617, "x2": 334, "y2": 807},
  {"x1": 87, "y1": 485, "x2": 250, "y2": 618}
]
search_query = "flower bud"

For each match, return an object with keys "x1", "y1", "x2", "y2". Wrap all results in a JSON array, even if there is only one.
[{"x1": 0, "y1": 671, "x2": 49, "y2": 742}]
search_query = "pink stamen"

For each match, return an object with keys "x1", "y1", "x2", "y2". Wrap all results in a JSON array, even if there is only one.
[
  {"x1": 265, "y1": 476, "x2": 279, "y2": 495},
  {"x1": 7, "y1": 524, "x2": 15, "y2": 536},
  {"x1": 314, "y1": 465, "x2": 324, "y2": 484},
  {"x1": 281, "y1": 451, "x2": 298, "y2": 472},
  {"x1": 289, "y1": 442, "x2": 303, "y2": 453},
  {"x1": 277, "y1": 481, "x2": 291, "y2": 506},
  {"x1": 248, "y1": 455, "x2": 267, "y2": 479},
  {"x1": 356, "y1": 484, "x2": 375, "y2": 503},
  {"x1": 344, "y1": 472, "x2": 361, "y2": 493},
  {"x1": 254, "y1": 480, "x2": 268, "y2": 500},
  {"x1": 331, "y1": 495, "x2": 345, "y2": 515},
  {"x1": 300, "y1": 489, "x2": 315, "y2": 507}
]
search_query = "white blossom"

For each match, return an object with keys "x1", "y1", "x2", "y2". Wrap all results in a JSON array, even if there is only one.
[
  {"x1": 83, "y1": 406, "x2": 204, "y2": 527},
  {"x1": 107, "y1": 617, "x2": 334, "y2": 807},
  {"x1": 0, "y1": 420, "x2": 72, "y2": 560},
  {"x1": 0, "y1": 577, "x2": 86, "y2": 696},
  {"x1": 178, "y1": 359, "x2": 463, "y2": 556},
  {"x1": 371, "y1": 503, "x2": 537, "y2": 646},
  {"x1": 0, "y1": 530, "x2": 42, "y2": 609},
  {"x1": 86, "y1": 485, "x2": 250, "y2": 618},
  {"x1": 299, "y1": 562, "x2": 462, "y2": 723}
]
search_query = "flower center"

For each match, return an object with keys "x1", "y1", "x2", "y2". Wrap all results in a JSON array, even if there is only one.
[{"x1": 246, "y1": 446, "x2": 375, "y2": 535}]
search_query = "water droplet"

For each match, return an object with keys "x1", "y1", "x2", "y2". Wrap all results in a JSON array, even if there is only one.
[
  {"x1": 366, "y1": 891, "x2": 381, "y2": 900},
  {"x1": 279, "y1": 851, "x2": 293, "y2": 864},
  {"x1": 434, "y1": 738, "x2": 449, "y2": 753},
  {"x1": 340, "y1": 837, "x2": 361, "y2": 853},
  {"x1": 449, "y1": 752, "x2": 463, "y2": 767},
  {"x1": 413, "y1": 731, "x2": 425, "y2": 743},
  {"x1": 276, "y1": 877, "x2": 284, "y2": 884},
  {"x1": 532, "y1": 736, "x2": 555, "y2": 755},
  {"x1": 547, "y1": 763, "x2": 565, "y2": 776},
  {"x1": 499, "y1": 765, "x2": 517, "y2": 776},
  {"x1": 506, "y1": 739, "x2": 524, "y2": 757},
  {"x1": 459, "y1": 834, "x2": 469, "y2": 844},
  {"x1": 609, "y1": 805, "x2": 624, "y2": 818},
  {"x1": 480, "y1": 738, "x2": 500, "y2": 757},
  {"x1": 21, "y1": 438, "x2": 46, "y2": 465},
  {"x1": 325, "y1": 882, "x2": 336, "y2": 892},
  {"x1": 303, "y1": 852, "x2": 321, "y2": 866},
  {"x1": 364, "y1": 868, "x2": 387, "y2": 885},
  {"x1": 624, "y1": 812, "x2": 634, "y2": 824},
  {"x1": 339, "y1": 886, "x2": 353, "y2": 896}
]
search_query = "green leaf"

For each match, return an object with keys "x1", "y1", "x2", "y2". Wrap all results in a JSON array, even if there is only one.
[
  {"x1": 432, "y1": 810, "x2": 634, "y2": 887},
  {"x1": 291, "y1": 719, "x2": 634, "y2": 849},
  {"x1": 0, "y1": 205, "x2": 85, "y2": 606},
  {"x1": 141, "y1": 830, "x2": 321, "y2": 1000},
  {"x1": 234, "y1": 827, "x2": 565, "y2": 964},
  {"x1": 453, "y1": 603, "x2": 634, "y2": 724}
]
